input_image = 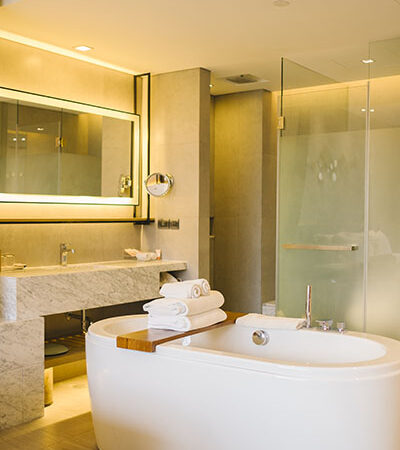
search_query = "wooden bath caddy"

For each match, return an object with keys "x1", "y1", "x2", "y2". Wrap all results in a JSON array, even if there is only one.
[{"x1": 116, "y1": 311, "x2": 245, "y2": 353}]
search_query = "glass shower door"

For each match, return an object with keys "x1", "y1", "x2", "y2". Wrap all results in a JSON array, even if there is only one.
[
  {"x1": 277, "y1": 59, "x2": 367, "y2": 331},
  {"x1": 366, "y1": 38, "x2": 400, "y2": 339}
]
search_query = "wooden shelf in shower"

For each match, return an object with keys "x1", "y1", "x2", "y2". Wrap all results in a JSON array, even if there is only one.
[
  {"x1": 45, "y1": 334, "x2": 86, "y2": 368},
  {"x1": 116, "y1": 311, "x2": 245, "y2": 353}
]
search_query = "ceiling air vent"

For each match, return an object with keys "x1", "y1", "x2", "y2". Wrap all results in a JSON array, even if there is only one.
[{"x1": 225, "y1": 74, "x2": 260, "y2": 84}]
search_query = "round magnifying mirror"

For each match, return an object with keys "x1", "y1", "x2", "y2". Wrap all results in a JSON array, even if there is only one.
[{"x1": 144, "y1": 173, "x2": 174, "y2": 197}]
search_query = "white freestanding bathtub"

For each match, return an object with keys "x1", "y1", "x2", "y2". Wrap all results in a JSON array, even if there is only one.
[{"x1": 86, "y1": 314, "x2": 400, "y2": 450}]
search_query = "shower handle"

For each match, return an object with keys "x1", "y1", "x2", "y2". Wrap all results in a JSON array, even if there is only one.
[{"x1": 282, "y1": 244, "x2": 359, "y2": 251}]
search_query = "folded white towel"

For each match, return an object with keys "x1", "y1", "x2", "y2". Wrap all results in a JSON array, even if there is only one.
[
  {"x1": 143, "y1": 291, "x2": 224, "y2": 317},
  {"x1": 181, "y1": 278, "x2": 210, "y2": 296},
  {"x1": 160, "y1": 281, "x2": 202, "y2": 299},
  {"x1": 236, "y1": 313, "x2": 306, "y2": 330},
  {"x1": 148, "y1": 308, "x2": 227, "y2": 332}
]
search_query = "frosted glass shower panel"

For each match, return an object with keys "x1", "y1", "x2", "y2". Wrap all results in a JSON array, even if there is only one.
[
  {"x1": 367, "y1": 39, "x2": 400, "y2": 339},
  {"x1": 277, "y1": 59, "x2": 367, "y2": 330}
]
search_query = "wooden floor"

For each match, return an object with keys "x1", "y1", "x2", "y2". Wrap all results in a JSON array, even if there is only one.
[
  {"x1": 0, "y1": 375, "x2": 97, "y2": 450},
  {"x1": 0, "y1": 413, "x2": 97, "y2": 450}
]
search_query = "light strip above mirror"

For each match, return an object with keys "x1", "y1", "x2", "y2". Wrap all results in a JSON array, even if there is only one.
[
  {"x1": 0, "y1": 87, "x2": 136, "y2": 120},
  {"x1": 0, "y1": 193, "x2": 134, "y2": 205}
]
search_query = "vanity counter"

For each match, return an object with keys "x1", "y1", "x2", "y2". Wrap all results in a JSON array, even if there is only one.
[
  {"x1": 0, "y1": 259, "x2": 186, "y2": 320},
  {"x1": 0, "y1": 259, "x2": 186, "y2": 278}
]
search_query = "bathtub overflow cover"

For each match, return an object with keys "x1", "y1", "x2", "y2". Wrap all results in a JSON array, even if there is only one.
[{"x1": 252, "y1": 330, "x2": 269, "y2": 346}]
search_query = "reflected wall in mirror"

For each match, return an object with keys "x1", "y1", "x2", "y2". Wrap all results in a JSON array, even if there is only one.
[{"x1": 0, "y1": 87, "x2": 139, "y2": 205}]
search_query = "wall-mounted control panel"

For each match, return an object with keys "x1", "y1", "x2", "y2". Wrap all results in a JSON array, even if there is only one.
[{"x1": 158, "y1": 219, "x2": 180, "y2": 230}]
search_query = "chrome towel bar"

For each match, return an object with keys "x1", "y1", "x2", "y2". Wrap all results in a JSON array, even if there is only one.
[{"x1": 282, "y1": 243, "x2": 359, "y2": 251}]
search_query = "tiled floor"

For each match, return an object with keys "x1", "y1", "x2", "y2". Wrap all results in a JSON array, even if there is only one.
[{"x1": 0, "y1": 375, "x2": 97, "y2": 449}]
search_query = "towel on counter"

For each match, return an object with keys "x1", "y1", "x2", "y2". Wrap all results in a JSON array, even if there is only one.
[
  {"x1": 143, "y1": 291, "x2": 224, "y2": 317},
  {"x1": 181, "y1": 278, "x2": 211, "y2": 296},
  {"x1": 148, "y1": 308, "x2": 227, "y2": 332},
  {"x1": 160, "y1": 281, "x2": 202, "y2": 299},
  {"x1": 236, "y1": 313, "x2": 306, "y2": 330}
]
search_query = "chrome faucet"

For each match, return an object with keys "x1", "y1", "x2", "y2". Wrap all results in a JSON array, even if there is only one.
[
  {"x1": 305, "y1": 284, "x2": 312, "y2": 328},
  {"x1": 60, "y1": 243, "x2": 75, "y2": 266}
]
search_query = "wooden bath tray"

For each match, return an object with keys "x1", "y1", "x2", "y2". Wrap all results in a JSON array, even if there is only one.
[{"x1": 116, "y1": 311, "x2": 244, "y2": 353}]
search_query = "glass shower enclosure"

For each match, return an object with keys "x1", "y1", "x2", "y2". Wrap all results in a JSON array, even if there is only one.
[{"x1": 277, "y1": 38, "x2": 400, "y2": 340}]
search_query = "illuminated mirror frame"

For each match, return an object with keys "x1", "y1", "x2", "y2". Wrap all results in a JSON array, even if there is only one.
[{"x1": 0, "y1": 86, "x2": 140, "y2": 206}]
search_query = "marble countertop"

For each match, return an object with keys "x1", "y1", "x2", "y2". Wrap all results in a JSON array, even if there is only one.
[
  {"x1": 0, "y1": 259, "x2": 187, "y2": 320},
  {"x1": 0, "y1": 259, "x2": 187, "y2": 278}
]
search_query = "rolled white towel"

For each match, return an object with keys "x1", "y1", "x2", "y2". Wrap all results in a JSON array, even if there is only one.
[
  {"x1": 181, "y1": 278, "x2": 210, "y2": 296},
  {"x1": 236, "y1": 313, "x2": 306, "y2": 330},
  {"x1": 160, "y1": 281, "x2": 201, "y2": 299},
  {"x1": 143, "y1": 291, "x2": 224, "y2": 317},
  {"x1": 148, "y1": 308, "x2": 227, "y2": 332}
]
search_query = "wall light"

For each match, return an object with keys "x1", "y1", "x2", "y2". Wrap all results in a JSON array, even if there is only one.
[
  {"x1": 0, "y1": 193, "x2": 134, "y2": 205},
  {"x1": 74, "y1": 45, "x2": 93, "y2": 52},
  {"x1": 37, "y1": 127, "x2": 44, "y2": 131},
  {"x1": 361, "y1": 58, "x2": 375, "y2": 64}
]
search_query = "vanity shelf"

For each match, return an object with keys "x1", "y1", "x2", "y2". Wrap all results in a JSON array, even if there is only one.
[{"x1": 45, "y1": 334, "x2": 85, "y2": 368}]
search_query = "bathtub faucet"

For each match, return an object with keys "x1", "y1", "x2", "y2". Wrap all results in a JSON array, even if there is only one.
[{"x1": 305, "y1": 285, "x2": 312, "y2": 328}]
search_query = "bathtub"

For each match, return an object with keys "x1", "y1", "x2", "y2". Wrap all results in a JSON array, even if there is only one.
[{"x1": 86, "y1": 314, "x2": 400, "y2": 450}]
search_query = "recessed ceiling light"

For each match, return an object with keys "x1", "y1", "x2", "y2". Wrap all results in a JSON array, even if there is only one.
[
  {"x1": 273, "y1": 0, "x2": 291, "y2": 6},
  {"x1": 37, "y1": 127, "x2": 44, "y2": 131},
  {"x1": 74, "y1": 45, "x2": 93, "y2": 52},
  {"x1": 361, "y1": 58, "x2": 375, "y2": 64}
]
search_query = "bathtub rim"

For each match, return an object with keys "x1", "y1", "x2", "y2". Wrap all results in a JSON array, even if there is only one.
[{"x1": 87, "y1": 314, "x2": 400, "y2": 379}]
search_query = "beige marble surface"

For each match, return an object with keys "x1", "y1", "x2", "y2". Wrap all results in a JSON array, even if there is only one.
[
  {"x1": 0, "y1": 259, "x2": 186, "y2": 430},
  {"x1": 0, "y1": 260, "x2": 186, "y2": 320},
  {"x1": 0, "y1": 318, "x2": 44, "y2": 430},
  {"x1": 141, "y1": 69, "x2": 210, "y2": 281}
]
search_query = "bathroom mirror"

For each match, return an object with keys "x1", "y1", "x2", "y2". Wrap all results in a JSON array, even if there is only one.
[
  {"x1": 0, "y1": 87, "x2": 140, "y2": 205},
  {"x1": 144, "y1": 173, "x2": 174, "y2": 197}
]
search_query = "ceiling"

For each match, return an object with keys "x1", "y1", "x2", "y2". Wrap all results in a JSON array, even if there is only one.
[{"x1": 1, "y1": 0, "x2": 400, "y2": 94}]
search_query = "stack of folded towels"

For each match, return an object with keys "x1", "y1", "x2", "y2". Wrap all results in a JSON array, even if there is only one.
[{"x1": 143, "y1": 279, "x2": 227, "y2": 332}]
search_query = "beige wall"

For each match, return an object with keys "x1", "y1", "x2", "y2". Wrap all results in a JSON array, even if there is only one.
[
  {"x1": 212, "y1": 90, "x2": 276, "y2": 312},
  {"x1": 0, "y1": 38, "x2": 133, "y2": 111},
  {"x1": 141, "y1": 68, "x2": 210, "y2": 280},
  {"x1": 0, "y1": 37, "x2": 140, "y2": 265},
  {"x1": 0, "y1": 223, "x2": 140, "y2": 267}
]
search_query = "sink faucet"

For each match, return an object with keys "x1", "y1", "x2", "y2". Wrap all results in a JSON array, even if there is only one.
[
  {"x1": 305, "y1": 284, "x2": 312, "y2": 328},
  {"x1": 60, "y1": 243, "x2": 75, "y2": 266}
]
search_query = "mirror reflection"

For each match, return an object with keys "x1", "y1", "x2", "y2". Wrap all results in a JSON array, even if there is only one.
[{"x1": 0, "y1": 95, "x2": 138, "y2": 203}]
